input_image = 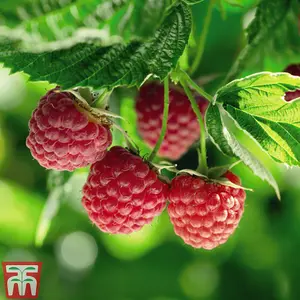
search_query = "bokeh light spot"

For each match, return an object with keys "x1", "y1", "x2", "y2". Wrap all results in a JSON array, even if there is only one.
[
  {"x1": 55, "y1": 231, "x2": 98, "y2": 272},
  {"x1": 180, "y1": 261, "x2": 219, "y2": 299},
  {"x1": 0, "y1": 68, "x2": 26, "y2": 110}
]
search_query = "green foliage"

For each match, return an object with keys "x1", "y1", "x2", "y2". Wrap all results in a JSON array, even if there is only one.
[
  {"x1": 206, "y1": 104, "x2": 280, "y2": 198},
  {"x1": 224, "y1": 0, "x2": 243, "y2": 6},
  {"x1": 0, "y1": 180, "x2": 43, "y2": 246},
  {"x1": 124, "y1": 0, "x2": 171, "y2": 39},
  {"x1": 215, "y1": 72, "x2": 300, "y2": 167},
  {"x1": 0, "y1": 0, "x2": 176, "y2": 50},
  {"x1": 183, "y1": 0, "x2": 205, "y2": 4},
  {"x1": 206, "y1": 104, "x2": 234, "y2": 157},
  {"x1": 0, "y1": 3, "x2": 191, "y2": 90},
  {"x1": 0, "y1": 0, "x2": 128, "y2": 44},
  {"x1": 1, "y1": 0, "x2": 300, "y2": 298},
  {"x1": 264, "y1": 1, "x2": 300, "y2": 71},
  {"x1": 0, "y1": 0, "x2": 77, "y2": 26},
  {"x1": 225, "y1": 0, "x2": 292, "y2": 83},
  {"x1": 35, "y1": 171, "x2": 68, "y2": 247}
]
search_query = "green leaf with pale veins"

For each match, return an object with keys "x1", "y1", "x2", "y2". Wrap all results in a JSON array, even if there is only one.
[
  {"x1": 216, "y1": 72, "x2": 300, "y2": 166},
  {"x1": 0, "y1": 2, "x2": 192, "y2": 90},
  {"x1": 206, "y1": 104, "x2": 234, "y2": 157},
  {"x1": 206, "y1": 104, "x2": 280, "y2": 198},
  {"x1": 222, "y1": 127, "x2": 281, "y2": 199}
]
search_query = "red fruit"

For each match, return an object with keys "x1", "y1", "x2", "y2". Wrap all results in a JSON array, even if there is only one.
[
  {"x1": 168, "y1": 172, "x2": 246, "y2": 250},
  {"x1": 284, "y1": 64, "x2": 300, "y2": 101},
  {"x1": 26, "y1": 88, "x2": 112, "y2": 171},
  {"x1": 136, "y1": 82, "x2": 208, "y2": 160},
  {"x1": 82, "y1": 146, "x2": 169, "y2": 234}
]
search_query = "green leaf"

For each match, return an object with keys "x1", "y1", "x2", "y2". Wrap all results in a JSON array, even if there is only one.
[
  {"x1": 11, "y1": 279, "x2": 21, "y2": 282},
  {"x1": 206, "y1": 104, "x2": 234, "y2": 157},
  {"x1": 264, "y1": 1, "x2": 300, "y2": 71},
  {"x1": 124, "y1": 0, "x2": 171, "y2": 40},
  {"x1": 224, "y1": 0, "x2": 243, "y2": 7},
  {"x1": 0, "y1": 2, "x2": 192, "y2": 90},
  {"x1": 208, "y1": 161, "x2": 241, "y2": 178},
  {"x1": 0, "y1": 0, "x2": 77, "y2": 27},
  {"x1": 216, "y1": 72, "x2": 300, "y2": 166},
  {"x1": 225, "y1": 0, "x2": 291, "y2": 83},
  {"x1": 222, "y1": 127, "x2": 280, "y2": 199},
  {"x1": 1, "y1": 0, "x2": 174, "y2": 49},
  {"x1": 24, "y1": 279, "x2": 34, "y2": 282},
  {"x1": 206, "y1": 104, "x2": 280, "y2": 198},
  {"x1": 183, "y1": 0, "x2": 205, "y2": 4},
  {"x1": 0, "y1": 0, "x2": 129, "y2": 49}
]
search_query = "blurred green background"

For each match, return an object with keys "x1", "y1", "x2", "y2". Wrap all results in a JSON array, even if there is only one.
[{"x1": 0, "y1": 2, "x2": 300, "y2": 300}]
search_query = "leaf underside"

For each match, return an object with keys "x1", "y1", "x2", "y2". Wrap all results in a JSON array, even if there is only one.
[
  {"x1": 216, "y1": 72, "x2": 300, "y2": 167},
  {"x1": 206, "y1": 104, "x2": 281, "y2": 198}
]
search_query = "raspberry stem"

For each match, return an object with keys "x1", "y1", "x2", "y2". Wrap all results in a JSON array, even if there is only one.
[
  {"x1": 94, "y1": 89, "x2": 112, "y2": 109},
  {"x1": 181, "y1": 70, "x2": 213, "y2": 102},
  {"x1": 113, "y1": 122, "x2": 139, "y2": 154},
  {"x1": 190, "y1": 0, "x2": 215, "y2": 75},
  {"x1": 180, "y1": 79, "x2": 208, "y2": 176},
  {"x1": 149, "y1": 77, "x2": 170, "y2": 162}
]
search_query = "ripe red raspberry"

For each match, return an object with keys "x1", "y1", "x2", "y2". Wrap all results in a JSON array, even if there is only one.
[
  {"x1": 168, "y1": 172, "x2": 246, "y2": 250},
  {"x1": 284, "y1": 64, "x2": 300, "y2": 101},
  {"x1": 82, "y1": 146, "x2": 169, "y2": 234},
  {"x1": 26, "y1": 88, "x2": 112, "y2": 171},
  {"x1": 136, "y1": 82, "x2": 208, "y2": 160}
]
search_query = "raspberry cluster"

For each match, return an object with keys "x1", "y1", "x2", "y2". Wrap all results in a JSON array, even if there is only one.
[
  {"x1": 136, "y1": 82, "x2": 208, "y2": 160},
  {"x1": 26, "y1": 84, "x2": 247, "y2": 250}
]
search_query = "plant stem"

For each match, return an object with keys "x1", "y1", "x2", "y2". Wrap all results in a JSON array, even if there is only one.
[
  {"x1": 180, "y1": 79, "x2": 208, "y2": 175},
  {"x1": 95, "y1": 90, "x2": 112, "y2": 109},
  {"x1": 181, "y1": 70, "x2": 213, "y2": 102},
  {"x1": 149, "y1": 77, "x2": 170, "y2": 162},
  {"x1": 190, "y1": 0, "x2": 215, "y2": 75}
]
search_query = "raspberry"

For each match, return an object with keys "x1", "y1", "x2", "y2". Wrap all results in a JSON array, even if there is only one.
[
  {"x1": 82, "y1": 146, "x2": 169, "y2": 234},
  {"x1": 284, "y1": 64, "x2": 300, "y2": 101},
  {"x1": 136, "y1": 82, "x2": 208, "y2": 160},
  {"x1": 26, "y1": 88, "x2": 112, "y2": 171},
  {"x1": 168, "y1": 172, "x2": 246, "y2": 250}
]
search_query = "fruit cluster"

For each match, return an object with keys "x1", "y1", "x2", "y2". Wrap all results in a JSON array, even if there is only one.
[{"x1": 26, "y1": 64, "x2": 297, "y2": 250}]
